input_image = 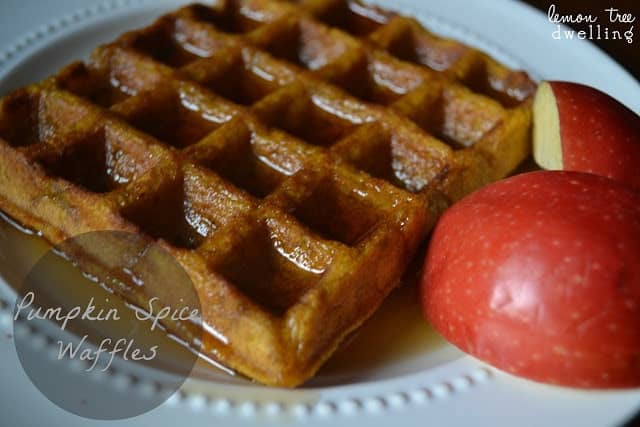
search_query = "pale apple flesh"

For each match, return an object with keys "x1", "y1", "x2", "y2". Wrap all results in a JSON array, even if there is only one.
[{"x1": 532, "y1": 81, "x2": 563, "y2": 170}]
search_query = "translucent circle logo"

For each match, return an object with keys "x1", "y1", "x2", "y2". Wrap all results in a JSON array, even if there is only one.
[{"x1": 12, "y1": 231, "x2": 202, "y2": 419}]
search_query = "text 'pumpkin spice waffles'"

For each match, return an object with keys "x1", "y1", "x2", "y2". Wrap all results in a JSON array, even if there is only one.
[{"x1": 0, "y1": 0, "x2": 535, "y2": 387}]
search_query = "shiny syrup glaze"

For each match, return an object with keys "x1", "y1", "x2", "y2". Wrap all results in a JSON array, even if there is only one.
[{"x1": 0, "y1": 212, "x2": 446, "y2": 383}]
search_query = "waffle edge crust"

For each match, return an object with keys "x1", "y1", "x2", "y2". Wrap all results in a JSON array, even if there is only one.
[{"x1": 0, "y1": 0, "x2": 535, "y2": 387}]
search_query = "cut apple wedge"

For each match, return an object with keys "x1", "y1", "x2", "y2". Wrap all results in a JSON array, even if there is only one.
[
  {"x1": 533, "y1": 81, "x2": 640, "y2": 191},
  {"x1": 421, "y1": 171, "x2": 640, "y2": 389}
]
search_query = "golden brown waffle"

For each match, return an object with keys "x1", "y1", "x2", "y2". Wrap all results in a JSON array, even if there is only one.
[{"x1": 0, "y1": 0, "x2": 535, "y2": 386}]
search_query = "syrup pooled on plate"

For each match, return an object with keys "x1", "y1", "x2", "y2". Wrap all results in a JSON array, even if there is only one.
[
  {"x1": 320, "y1": 281, "x2": 448, "y2": 377},
  {"x1": 0, "y1": 212, "x2": 211, "y2": 375}
]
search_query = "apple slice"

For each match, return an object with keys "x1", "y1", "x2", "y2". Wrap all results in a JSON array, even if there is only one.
[
  {"x1": 533, "y1": 81, "x2": 640, "y2": 191},
  {"x1": 421, "y1": 170, "x2": 640, "y2": 389}
]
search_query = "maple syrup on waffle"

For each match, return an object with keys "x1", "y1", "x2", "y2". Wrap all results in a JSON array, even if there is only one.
[{"x1": 0, "y1": 212, "x2": 449, "y2": 384}]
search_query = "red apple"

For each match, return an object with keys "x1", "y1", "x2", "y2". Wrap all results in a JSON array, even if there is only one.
[
  {"x1": 533, "y1": 81, "x2": 640, "y2": 192},
  {"x1": 421, "y1": 170, "x2": 640, "y2": 389}
]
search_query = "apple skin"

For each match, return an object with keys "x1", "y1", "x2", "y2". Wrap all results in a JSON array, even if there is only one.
[
  {"x1": 533, "y1": 81, "x2": 640, "y2": 192},
  {"x1": 421, "y1": 170, "x2": 640, "y2": 389}
]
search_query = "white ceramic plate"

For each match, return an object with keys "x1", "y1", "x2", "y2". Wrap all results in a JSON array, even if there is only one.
[{"x1": 0, "y1": 0, "x2": 639, "y2": 426}]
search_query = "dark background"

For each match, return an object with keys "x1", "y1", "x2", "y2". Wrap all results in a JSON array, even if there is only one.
[{"x1": 522, "y1": 0, "x2": 639, "y2": 80}]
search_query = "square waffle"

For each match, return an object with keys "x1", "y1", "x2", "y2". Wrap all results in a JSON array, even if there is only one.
[{"x1": 0, "y1": 0, "x2": 535, "y2": 386}]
